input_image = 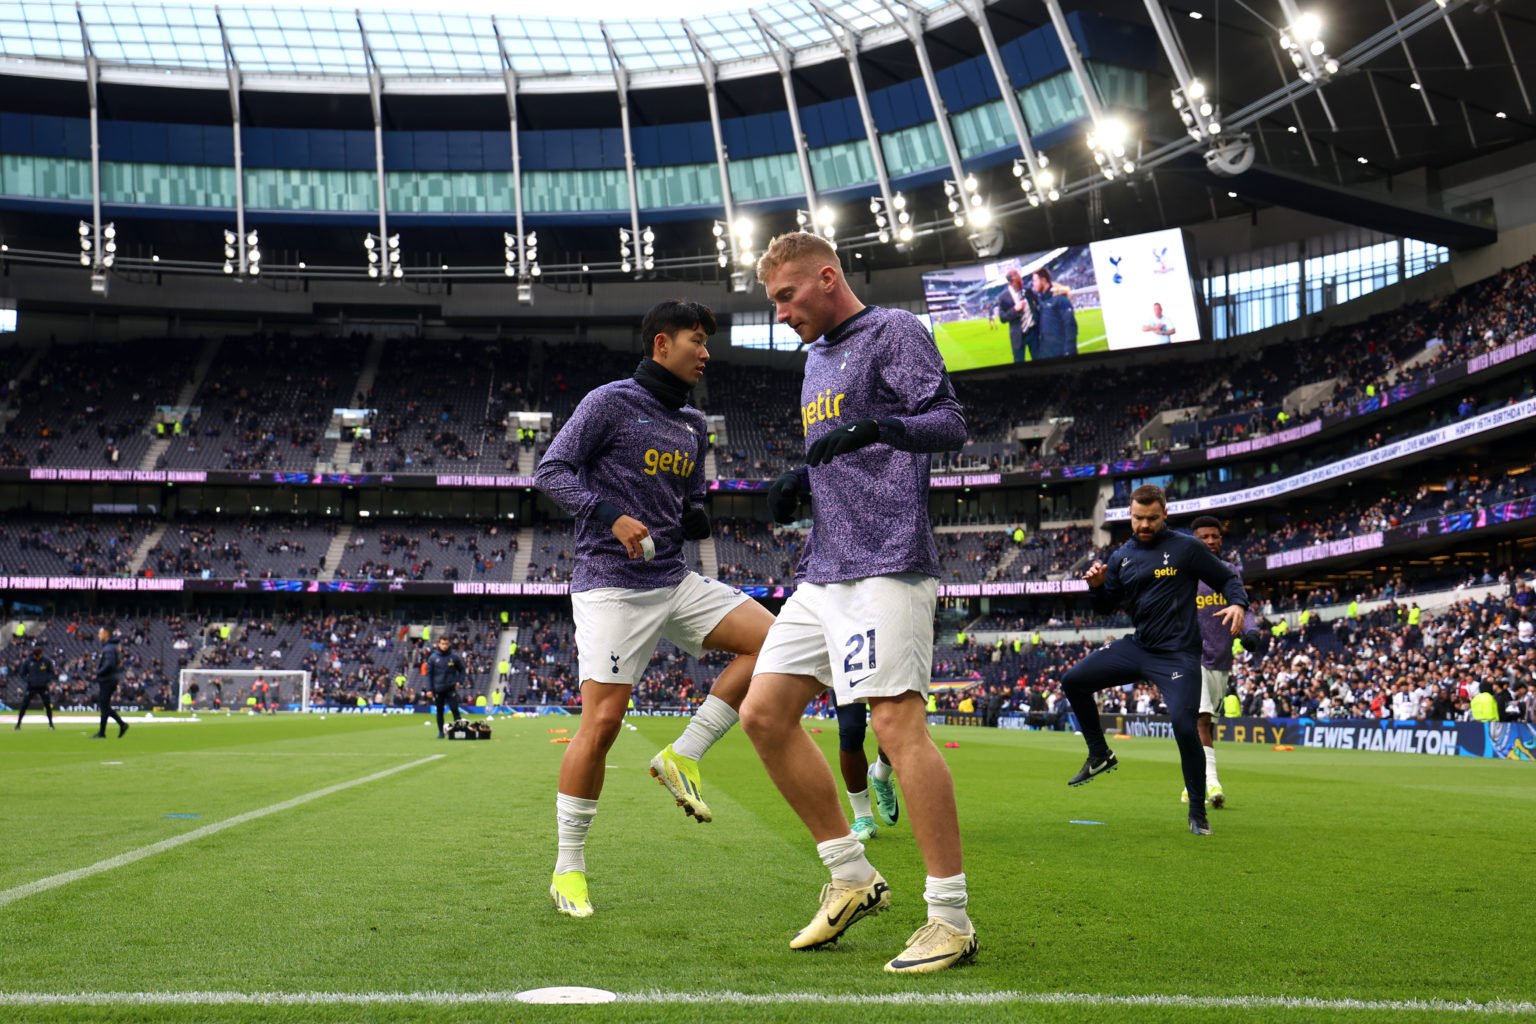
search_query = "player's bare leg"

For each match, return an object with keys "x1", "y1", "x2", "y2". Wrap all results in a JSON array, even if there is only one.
[
  {"x1": 559, "y1": 680, "x2": 630, "y2": 799},
  {"x1": 741, "y1": 673, "x2": 850, "y2": 842},
  {"x1": 868, "y1": 692, "x2": 961, "y2": 876},
  {"x1": 869, "y1": 691, "x2": 976, "y2": 973},
  {"x1": 551, "y1": 679, "x2": 630, "y2": 918},
  {"x1": 742, "y1": 672, "x2": 890, "y2": 950}
]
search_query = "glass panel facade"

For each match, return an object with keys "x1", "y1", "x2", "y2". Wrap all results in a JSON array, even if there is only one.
[
  {"x1": 728, "y1": 152, "x2": 801, "y2": 203},
  {"x1": 808, "y1": 141, "x2": 876, "y2": 191},
  {"x1": 102, "y1": 162, "x2": 237, "y2": 207},
  {"x1": 387, "y1": 171, "x2": 518, "y2": 213},
  {"x1": 522, "y1": 168, "x2": 627, "y2": 213},
  {"x1": 953, "y1": 100, "x2": 1013, "y2": 160},
  {"x1": 880, "y1": 122, "x2": 947, "y2": 178},
  {"x1": 245, "y1": 168, "x2": 377, "y2": 211},
  {"x1": 636, "y1": 164, "x2": 721, "y2": 209},
  {"x1": 0, "y1": 154, "x2": 94, "y2": 201},
  {"x1": 1204, "y1": 232, "x2": 1450, "y2": 341}
]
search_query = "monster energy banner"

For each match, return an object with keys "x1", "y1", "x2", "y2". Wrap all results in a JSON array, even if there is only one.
[{"x1": 1098, "y1": 715, "x2": 1535, "y2": 761}]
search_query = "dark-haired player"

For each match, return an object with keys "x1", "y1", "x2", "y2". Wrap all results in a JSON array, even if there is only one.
[
  {"x1": 1189, "y1": 515, "x2": 1263, "y2": 809},
  {"x1": 1062, "y1": 486, "x2": 1248, "y2": 835},
  {"x1": 534, "y1": 299, "x2": 775, "y2": 919}
]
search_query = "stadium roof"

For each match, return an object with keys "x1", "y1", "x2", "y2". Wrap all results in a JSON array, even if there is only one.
[{"x1": 0, "y1": 0, "x2": 966, "y2": 89}]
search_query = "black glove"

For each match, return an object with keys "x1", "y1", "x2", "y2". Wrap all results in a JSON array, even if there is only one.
[
  {"x1": 806, "y1": 419, "x2": 880, "y2": 467},
  {"x1": 767, "y1": 471, "x2": 804, "y2": 524},
  {"x1": 681, "y1": 504, "x2": 711, "y2": 541},
  {"x1": 1240, "y1": 630, "x2": 1269, "y2": 654}
]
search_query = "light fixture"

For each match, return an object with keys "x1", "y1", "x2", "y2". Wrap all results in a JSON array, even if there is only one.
[
  {"x1": 1087, "y1": 117, "x2": 1135, "y2": 179},
  {"x1": 1280, "y1": 11, "x2": 1339, "y2": 84},
  {"x1": 366, "y1": 232, "x2": 401, "y2": 280},
  {"x1": 619, "y1": 227, "x2": 633, "y2": 275},
  {"x1": 869, "y1": 195, "x2": 909, "y2": 247},
  {"x1": 732, "y1": 217, "x2": 756, "y2": 267},
  {"x1": 504, "y1": 229, "x2": 538, "y2": 281}
]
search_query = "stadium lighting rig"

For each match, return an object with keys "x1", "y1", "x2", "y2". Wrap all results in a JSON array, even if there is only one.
[
  {"x1": 504, "y1": 230, "x2": 541, "y2": 279},
  {"x1": 1171, "y1": 78, "x2": 1222, "y2": 143},
  {"x1": 1086, "y1": 116, "x2": 1136, "y2": 180},
  {"x1": 1011, "y1": 157, "x2": 1058, "y2": 206},
  {"x1": 1279, "y1": 7, "x2": 1340, "y2": 84},
  {"x1": 795, "y1": 207, "x2": 838, "y2": 245},
  {"x1": 505, "y1": 230, "x2": 538, "y2": 305},
  {"x1": 943, "y1": 176, "x2": 990, "y2": 229},
  {"x1": 620, "y1": 226, "x2": 655, "y2": 276},
  {"x1": 222, "y1": 228, "x2": 261, "y2": 276},
  {"x1": 78, "y1": 220, "x2": 115, "y2": 270},
  {"x1": 731, "y1": 217, "x2": 755, "y2": 267},
  {"x1": 364, "y1": 232, "x2": 402, "y2": 280},
  {"x1": 869, "y1": 192, "x2": 914, "y2": 245}
]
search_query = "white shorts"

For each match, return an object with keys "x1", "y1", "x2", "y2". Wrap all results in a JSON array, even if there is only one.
[
  {"x1": 755, "y1": 573, "x2": 937, "y2": 705},
  {"x1": 1200, "y1": 667, "x2": 1230, "y2": 716},
  {"x1": 572, "y1": 572, "x2": 750, "y2": 686}
]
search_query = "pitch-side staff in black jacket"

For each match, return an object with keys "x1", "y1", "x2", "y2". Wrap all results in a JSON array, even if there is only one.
[
  {"x1": 92, "y1": 625, "x2": 129, "y2": 740},
  {"x1": 427, "y1": 634, "x2": 467, "y2": 739},
  {"x1": 14, "y1": 644, "x2": 58, "y2": 731}
]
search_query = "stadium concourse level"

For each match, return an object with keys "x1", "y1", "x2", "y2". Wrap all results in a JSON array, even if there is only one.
[
  {"x1": 1107, "y1": 377, "x2": 1536, "y2": 511},
  {"x1": 0, "y1": 514, "x2": 1102, "y2": 586},
  {"x1": 0, "y1": 257, "x2": 1532, "y2": 479},
  {"x1": 1187, "y1": 255, "x2": 1536, "y2": 444},
  {"x1": 1220, "y1": 463, "x2": 1536, "y2": 565}
]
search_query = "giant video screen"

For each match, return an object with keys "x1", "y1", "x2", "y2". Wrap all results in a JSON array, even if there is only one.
[{"x1": 921, "y1": 227, "x2": 1201, "y2": 372}]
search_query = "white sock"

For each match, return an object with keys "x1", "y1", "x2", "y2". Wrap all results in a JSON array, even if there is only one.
[
  {"x1": 847, "y1": 788, "x2": 873, "y2": 820},
  {"x1": 554, "y1": 793, "x2": 598, "y2": 875},
  {"x1": 870, "y1": 755, "x2": 894, "y2": 782},
  {"x1": 1203, "y1": 746, "x2": 1220, "y2": 787},
  {"x1": 671, "y1": 694, "x2": 739, "y2": 762},
  {"x1": 816, "y1": 834, "x2": 876, "y2": 885},
  {"x1": 924, "y1": 873, "x2": 971, "y2": 931}
]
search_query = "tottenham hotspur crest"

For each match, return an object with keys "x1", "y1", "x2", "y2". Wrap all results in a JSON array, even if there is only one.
[{"x1": 1162, "y1": 551, "x2": 1171, "y2": 567}]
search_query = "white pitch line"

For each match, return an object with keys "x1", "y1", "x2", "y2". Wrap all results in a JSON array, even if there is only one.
[
  {"x1": 0, "y1": 755, "x2": 444, "y2": 909},
  {"x1": 0, "y1": 991, "x2": 1529, "y2": 1014}
]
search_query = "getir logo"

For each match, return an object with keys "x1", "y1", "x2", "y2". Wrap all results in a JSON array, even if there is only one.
[
  {"x1": 643, "y1": 448, "x2": 696, "y2": 478},
  {"x1": 801, "y1": 389, "x2": 847, "y2": 436},
  {"x1": 1195, "y1": 591, "x2": 1227, "y2": 609},
  {"x1": 1154, "y1": 566, "x2": 1179, "y2": 578}
]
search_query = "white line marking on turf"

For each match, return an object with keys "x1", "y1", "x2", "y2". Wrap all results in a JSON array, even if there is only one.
[
  {"x1": 0, "y1": 754, "x2": 444, "y2": 909},
  {"x1": 0, "y1": 991, "x2": 1529, "y2": 1014}
]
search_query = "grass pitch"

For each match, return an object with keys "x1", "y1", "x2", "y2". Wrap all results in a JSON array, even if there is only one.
[
  {"x1": 2, "y1": 712, "x2": 1533, "y2": 1023},
  {"x1": 934, "y1": 308, "x2": 1107, "y2": 372}
]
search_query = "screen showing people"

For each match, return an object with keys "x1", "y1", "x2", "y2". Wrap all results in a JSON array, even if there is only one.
[{"x1": 921, "y1": 227, "x2": 1201, "y2": 372}]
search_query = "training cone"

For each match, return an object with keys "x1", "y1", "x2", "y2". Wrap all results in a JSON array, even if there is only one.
[
  {"x1": 944, "y1": 741, "x2": 960, "y2": 748},
  {"x1": 1273, "y1": 745, "x2": 1296, "y2": 752}
]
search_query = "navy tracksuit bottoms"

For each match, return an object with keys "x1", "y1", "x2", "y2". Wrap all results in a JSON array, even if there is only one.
[{"x1": 1062, "y1": 637, "x2": 1206, "y2": 810}]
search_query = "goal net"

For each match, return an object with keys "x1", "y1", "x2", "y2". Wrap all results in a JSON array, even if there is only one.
[{"x1": 178, "y1": 669, "x2": 311, "y2": 714}]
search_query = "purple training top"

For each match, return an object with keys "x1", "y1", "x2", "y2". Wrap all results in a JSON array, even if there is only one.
[
  {"x1": 1197, "y1": 561, "x2": 1258, "y2": 671},
  {"x1": 793, "y1": 305, "x2": 967, "y2": 583},
  {"x1": 534, "y1": 377, "x2": 707, "y2": 592}
]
